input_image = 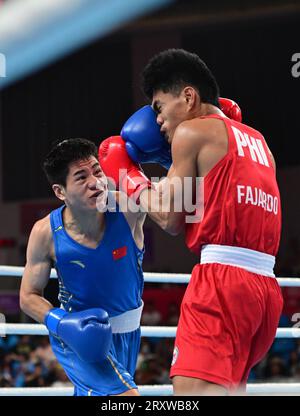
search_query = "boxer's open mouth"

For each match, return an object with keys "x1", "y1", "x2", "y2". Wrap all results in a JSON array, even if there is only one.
[{"x1": 90, "y1": 191, "x2": 103, "y2": 198}]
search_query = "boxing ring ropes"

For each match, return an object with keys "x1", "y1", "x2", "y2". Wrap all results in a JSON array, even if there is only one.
[{"x1": 1, "y1": 266, "x2": 300, "y2": 396}]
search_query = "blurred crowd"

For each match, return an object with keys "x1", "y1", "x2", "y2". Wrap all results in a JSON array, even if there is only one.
[
  {"x1": 1, "y1": 237, "x2": 300, "y2": 389},
  {"x1": 1, "y1": 308, "x2": 300, "y2": 388},
  {"x1": 246, "y1": 315, "x2": 300, "y2": 383},
  {"x1": 0, "y1": 335, "x2": 72, "y2": 388},
  {"x1": 136, "y1": 307, "x2": 300, "y2": 386}
]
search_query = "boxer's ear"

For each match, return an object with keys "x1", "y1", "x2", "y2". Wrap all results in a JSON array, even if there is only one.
[
  {"x1": 182, "y1": 86, "x2": 197, "y2": 110},
  {"x1": 52, "y1": 184, "x2": 66, "y2": 201}
]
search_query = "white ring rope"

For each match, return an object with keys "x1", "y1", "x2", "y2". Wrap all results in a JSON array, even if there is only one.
[
  {"x1": 0, "y1": 265, "x2": 298, "y2": 338},
  {"x1": 1, "y1": 265, "x2": 299, "y2": 395},
  {"x1": 0, "y1": 265, "x2": 300, "y2": 286},
  {"x1": 0, "y1": 383, "x2": 300, "y2": 396},
  {"x1": 0, "y1": 324, "x2": 299, "y2": 338}
]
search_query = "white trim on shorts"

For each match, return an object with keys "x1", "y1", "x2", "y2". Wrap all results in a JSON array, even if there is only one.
[{"x1": 200, "y1": 244, "x2": 275, "y2": 277}]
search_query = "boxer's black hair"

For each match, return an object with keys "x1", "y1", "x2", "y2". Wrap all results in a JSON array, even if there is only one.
[
  {"x1": 43, "y1": 138, "x2": 98, "y2": 187},
  {"x1": 142, "y1": 49, "x2": 220, "y2": 106}
]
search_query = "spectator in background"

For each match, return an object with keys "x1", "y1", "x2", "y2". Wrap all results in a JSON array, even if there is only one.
[
  {"x1": 270, "y1": 315, "x2": 297, "y2": 364},
  {"x1": 164, "y1": 302, "x2": 179, "y2": 326},
  {"x1": 0, "y1": 356, "x2": 13, "y2": 387},
  {"x1": 0, "y1": 335, "x2": 19, "y2": 357},
  {"x1": 51, "y1": 365, "x2": 73, "y2": 388},
  {"x1": 24, "y1": 361, "x2": 45, "y2": 387},
  {"x1": 33, "y1": 336, "x2": 56, "y2": 367},
  {"x1": 290, "y1": 364, "x2": 300, "y2": 382},
  {"x1": 141, "y1": 301, "x2": 162, "y2": 326},
  {"x1": 135, "y1": 356, "x2": 162, "y2": 385},
  {"x1": 13, "y1": 335, "x2": 33, "y2": 357},
  {"x1": 136, "y1": 338, "x2": 153, "y2": 370},
  {"x1": 288, "y1": 350, "x2": 300, "y2": 377},
  {"x1": 264, "y1": 356, "x2": 289, "y2": 382}
]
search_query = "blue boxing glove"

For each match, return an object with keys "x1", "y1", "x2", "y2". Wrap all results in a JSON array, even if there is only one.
[
  {"x1": 121, "y1": 105, "x2": 172, "y2": 170},
  {"x1": 45, "y1": 308, "x2": 112, "y2": 363}
]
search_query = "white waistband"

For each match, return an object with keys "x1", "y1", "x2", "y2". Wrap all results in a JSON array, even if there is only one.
[
  {"x1": 60, "y1": 302, "x2": 143, "y2": 334},
  {"x1": 109, "y1": 301, "x2": 144, "y2": 334},
  {"x1": 200, "y1": 244, "x2": 275, "y2": 277}
]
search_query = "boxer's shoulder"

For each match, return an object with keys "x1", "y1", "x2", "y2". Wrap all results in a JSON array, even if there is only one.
[
  {"x1": 31, "y1": 215, "x2": 51, "y2": 238},
  {"x1": 29, "y1": 215, "x2": 53, "y2": 259},
  {"x1": 172, "y1": 117, "x2": 217, "y2": 150}
]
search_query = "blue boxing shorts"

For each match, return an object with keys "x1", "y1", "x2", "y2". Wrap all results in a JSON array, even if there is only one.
[{"x1": 49, "y1": 305, "x2": 143, "y2": 396}]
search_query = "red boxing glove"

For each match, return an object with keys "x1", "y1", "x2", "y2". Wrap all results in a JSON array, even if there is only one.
[
  {"x1": 99, "y1": 136, "x2": 151, "y2": 202},
  {"x1": 219, "y1": 97, "x2": 242, "y2": 122}
]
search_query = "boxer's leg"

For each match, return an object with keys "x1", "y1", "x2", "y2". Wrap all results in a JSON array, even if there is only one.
[{"x1": 173, "y1": 376, "x2": 227, "y2": 396}]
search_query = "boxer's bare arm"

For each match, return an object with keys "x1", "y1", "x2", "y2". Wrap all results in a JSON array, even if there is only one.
[
  {"x1": 123, "y1": 208, "x2": 146, "y2": 250},
  {"x1": 20, "y1": 216, "x2": 54, "y2": 323},
  {"x1": 132, "y1": 213, "x2": 146, "y2": 250},
  {"x1": 139, "y1": 118, "x2": 228, "y2": 235},
  {"x1": 139, "y1": 120, "x2": 199, "y2": 235},
  {"x1": 112, "y1": 191, "x2": 146, "y2": 250}
]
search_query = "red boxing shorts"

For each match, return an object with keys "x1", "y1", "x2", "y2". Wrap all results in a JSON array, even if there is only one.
[{"x1": 170, "y1": 263, "x2": 283, "y2": 391}]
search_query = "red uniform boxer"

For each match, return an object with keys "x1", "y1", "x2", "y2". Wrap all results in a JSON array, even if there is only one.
[
  {"x1": 170, "y1": 114, "x2": 283, "y2": 392},
  {"x1": 140, "y1": 49, "x2": 284, "y2": 395},
  {"x1": 99, "y1": 49, "x2": 284, "y2": 395}
]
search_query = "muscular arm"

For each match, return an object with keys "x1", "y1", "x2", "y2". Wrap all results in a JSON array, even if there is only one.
[
  {"x1": 130, "y1": 212, "x2": 146, "y2": 250},
  {"x1": 139, "y1": 121, "x2": 198, "y2": 235},
  {"x1": 19, "y1": 217, "x2": 54, "y2": 323}
]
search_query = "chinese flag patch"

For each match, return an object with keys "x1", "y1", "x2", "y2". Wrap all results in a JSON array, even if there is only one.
[{"x1": 112, "y1": 246, "x2": 127, "y2": 260}]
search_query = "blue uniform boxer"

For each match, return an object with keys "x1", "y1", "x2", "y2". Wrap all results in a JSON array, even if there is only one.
[{"x1": 49, "y1": 203, "x2": 144, "y2": 396}]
